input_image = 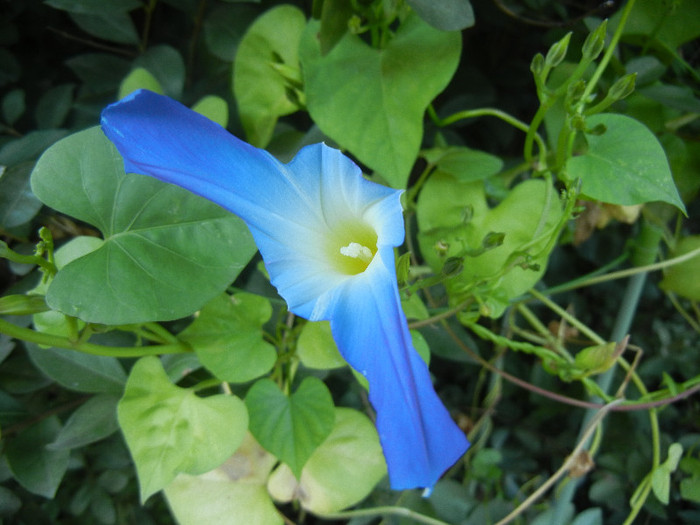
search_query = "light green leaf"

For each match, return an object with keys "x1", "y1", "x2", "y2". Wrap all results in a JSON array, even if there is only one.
[
  {"x1": 118, "y1": 67, "x2": 163, "y2": 99},
  {"x1": 659, "y1": 235, "x2": 700, "y2": 301},
  {"x1": 179, "y1": 293, "x2": 276, "y2": 383},
  {"x1": 245, "y1": 377, "x2": 335, "y2": 478},
  {"x1": 117, "y1": 356, "x2": 248, "y2": 501},
  {"x1": 164, "y1": 433, "x2": 282, "y2": 525},
  {"x1": 30, "y1": 127, "x2": 257, "y2": 324},
  {"x1": 5, "y1": 417, "x2": 70, "y2": 498},
  {"x1": 233, "y1": 5, "x2": 305, "y2": 147},
  {"x1": 567, "y1": 114, "x2": 686, "y2": 213},
  {"x1": 423, "y1": 146, "x2": 504, "y2": 182},
  {"x1": 191, "y1": 95, "x2": 229, "y2": 128},
  {"x1": 300, "y1": 14, "x2": 461, "y2": 188},
  {"x1": 652, "y1": 442, "x2": 683, "y2": 505},
  {"x1": 133, "y1": 45, "x2": 185, "y2": 99},
  {"x1": 296, "y1": 321, "x2": 346, "y2": 370},
  {"x1": 48, "y1": 394, "x2": 120, "y2": 450},
  {"x1": 267, "y1": 408, "x2": 386, "y2": 514}
]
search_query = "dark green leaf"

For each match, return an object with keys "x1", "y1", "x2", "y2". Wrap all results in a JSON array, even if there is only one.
[
  {"x1": 0, "y1": 129, "x2": 69, "y2": 165},
  {"x1": 70, "y1": 12, "x2": 139, "y2": 46},
  {"x1": 0, "y1": 388, "x2": 27, "y2": 428},
  {"x1": 118, "y1": 356, "x2": 248, "y2": 501},
  {"x1": 48, "y1": 394, "x2": 120, "y2": 449},
  {"x1": 406, "y1": 0, "x2": 474, "y2": 31},
  {"x1": 203, "y1": 4, "x2": 261, "y2": 62},
  {"x1": 567, "y1": 114, "x2": 686, "y2": 213},
  {"x1": 26, "y1": 343, "x2": 127, "y2": 394},
  {"x1": 180, "y1": 293, "x2": 276, "y2": 383},
  {"x1": 45, "y1": 0, "x2": 142, "y2": 14},
  {"x1": 30, "y1": 127, "x2": 257, "y2": 324},
  {"x1": 300, "y1": 14, "x2": 461, "y2": 188},
  {"x1": 5, "y1": 416, "x2": 69, "y2": 498},
  {"x1": 65, "y1": 53, "x2": 131, "y2": 93},
  {"x1": 133, "y1": 45, "x2": 185, "y2": 99},
  {"x1": 0, "y1": 163, "x2": 42, "y2": 228},
  {"x1": 35, "y1": 84, "x2": 75, "y2": 129},
  {"x1": 2, "y1": 89, "x2": 24, "y2": 125},
  {"x1": 245, "y1": 377, "x2": 335, "y2": 478}
]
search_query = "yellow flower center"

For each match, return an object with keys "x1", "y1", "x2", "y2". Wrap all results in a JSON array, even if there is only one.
[{"x1": 327, "y1": 222, "x2": 378, "y2": 275}]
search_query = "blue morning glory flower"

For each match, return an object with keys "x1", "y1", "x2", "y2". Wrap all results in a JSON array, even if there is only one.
[{"x1": 101, "y1": 89, "x2": 468, "y2": 490}]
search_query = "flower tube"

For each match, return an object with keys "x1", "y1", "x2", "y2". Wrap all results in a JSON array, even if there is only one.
[{"x1": 101, "y1": 89, "x2": 468, "y2": 490}]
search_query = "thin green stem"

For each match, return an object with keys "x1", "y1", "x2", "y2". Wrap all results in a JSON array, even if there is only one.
[
  {"x1": 0, "y1": 317, "x2": 190, "y2": 357},
  {"x1": 429, "y1": 106, "x2": 547, "y2": 169},
  {"x1": 494, "y1": 399, "x2": 623, "y2": 525},
  {"x1": 318, "y1": 505, "x2": 451, "y2": 525},
  {"x1": 579, "y1": 0, "x2": 637, "y2": 105}
]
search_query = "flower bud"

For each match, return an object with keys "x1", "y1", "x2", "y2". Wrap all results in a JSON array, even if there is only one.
[
  {"x1": 608, "y1": 73, "x2": 636, "y2": 101},
  {"x1": 545, "y1": 32, "x2": 572, "y2": 69},
  {"x1": 582, "y1": 20, "x2": 608, "y2": 60},
  {"x1": 530, "y1": 53, "x2": 545, "y2": 77},
  {"x1": 0, "y1": 294, "x2": 49, "y2": 315}
]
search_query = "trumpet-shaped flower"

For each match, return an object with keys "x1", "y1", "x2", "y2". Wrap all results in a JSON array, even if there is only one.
[{"x1": 101, "y1": 89, "x2": 468, "y2": 490}]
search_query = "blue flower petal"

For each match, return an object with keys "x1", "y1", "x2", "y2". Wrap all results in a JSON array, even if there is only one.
[
  {"x1": 100, "y1": 90, "x2": 469, "y2": 490},
  {"x1": 327, "y1": 249, "x2": 469, "y2": 489}
]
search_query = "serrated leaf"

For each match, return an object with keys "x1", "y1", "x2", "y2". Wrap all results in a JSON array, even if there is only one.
[
  {"x1": 300, "y1": 13, "x2": 461, "y2": 188},
  {"x1": 267, "y1": 408, "x2": 386, "y2": 514},
  {"x1": 30, "y1": 127, "x2": 257, "y2": 324},
  {"x1": 48, "y1": 394, "x2": 120, "y2": 450},
  {"x1": 179, "y1": 293, "x2": 276, "y2": 383},
  {"x1": 5, "y1": 416, "x2": 69, "y2": 498},
  {"x1": 567, "y1": 114, "x2": 686, "y2": 213},
  {"x1": 245, "y1": 377, "x2": 335, "y2": 478},
  {"x1": 26, "y1": 343, "x2": 126, "y2": 394},
  {"x1": 118, "y1": 356, "x2": 248, "y2": 501},
  {"x1": 233, "y1": 5, "x2": 306, "y2": 147}
]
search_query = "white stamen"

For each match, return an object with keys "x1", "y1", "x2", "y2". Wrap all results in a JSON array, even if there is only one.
[{"x1": 340, "y1": 242, "x2": 373, "y2": 264}]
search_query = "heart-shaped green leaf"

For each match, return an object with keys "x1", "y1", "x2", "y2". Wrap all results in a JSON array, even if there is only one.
[
  {"x1": 417, "y1": 176, "x2": 563, "y2": 318},
  {"x1": 267, "y1": 408, "x2": 386, "y2": 514},
  {"x1": 245, "y1": 377, "x2": 335, "y2": 478},
  {"x1": 5, "y1": 417, "x2": 69, "y2": 498},
  {"x1": 164, "y1": 433, "x2": 282, "y2": 525},
  {"x1": 30, "y1": 127, "x2": 257, "y2": 324},
  {"x1": 233, "y1": 5, "x2": 306, "y2": 147},
  {"x1": 179, "y1": 293, "x2": 277, "y2": 383},
  {"x1": 567, "y1": 114, "x2": 686, "y2": 213},
  {"x1": 117, "y1": 356, "x2": 249, "y2": 502},
  {"x1": 300, "y1": 14, "x2": 461, "y2": 188}
]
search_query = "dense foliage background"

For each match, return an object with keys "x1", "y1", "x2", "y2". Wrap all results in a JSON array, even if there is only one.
[{"x1": 0, "y1": 0, "x2": 699, "y2": 524}]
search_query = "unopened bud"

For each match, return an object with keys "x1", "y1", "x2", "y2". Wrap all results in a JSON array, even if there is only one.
[
  {"x1": 582, "y1": 20, "x2": 608, "y2": 60},
  {"x1": 545, "y1": 32, "x2": 572, "y2": 68},
  {"x1": 441, "y1": 257, "x2": 463, "y2": 277},
  {"x1": 0, "y1": 294, "x2": 49, "y2": 315},
  {"x1": 530, "y1": 53, "x2": 545, "y2": 77},
  {"x1": 608, "y1": 73, "x2": 636, "y2": 101}
]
